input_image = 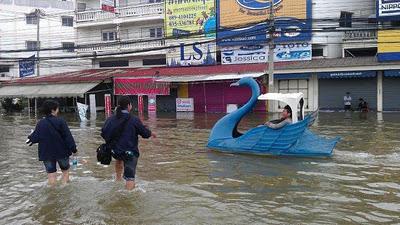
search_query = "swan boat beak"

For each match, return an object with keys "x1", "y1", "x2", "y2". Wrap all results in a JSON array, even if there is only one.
[{"x1": 230, "y1": 81, "x2": 240, "y2": 87}]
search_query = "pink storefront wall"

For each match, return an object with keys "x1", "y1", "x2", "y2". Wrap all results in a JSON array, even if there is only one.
[{"x1": 188, "y1": 81, "x2": 266, "y2": 113}]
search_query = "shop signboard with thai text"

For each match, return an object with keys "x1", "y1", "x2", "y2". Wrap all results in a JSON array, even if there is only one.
[
  {"x1": 176, "y1": 98, "x2": 194, "y2": 111},
  {"x1": 114, "y1": 78, "x2": 170, "y2": 95}
]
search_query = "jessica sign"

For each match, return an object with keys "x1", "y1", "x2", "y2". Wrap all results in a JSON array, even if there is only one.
[{"x1": 221, "y1": 42, "x2": 311, "y2": 64}]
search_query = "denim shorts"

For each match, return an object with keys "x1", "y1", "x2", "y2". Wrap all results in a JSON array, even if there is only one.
[
  {"x1": 112, "y1": 151, "x2": 138, "y2": 181},
  {"x1": 43, "y1": 157, "x2": 70, "y2": 173}
]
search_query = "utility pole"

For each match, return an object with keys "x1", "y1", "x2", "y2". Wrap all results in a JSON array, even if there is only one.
[
  {"x1": 267, "y1": 0, "x2": 275, "y2": 92},
  {"x1": 35, "y1": 9, "x2": 44, "y2": 77}
]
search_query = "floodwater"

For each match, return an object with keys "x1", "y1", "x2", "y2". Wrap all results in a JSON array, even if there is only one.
[{"x1": 0, "y1": 111, "x2": 399, "y2": 224}]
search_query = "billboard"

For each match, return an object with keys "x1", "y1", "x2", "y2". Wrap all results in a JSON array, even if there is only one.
[
  {"x1": 377, "y1": 0, "x2": 400, "y2": 20},
  {"x1": 165, "y1": 0, "x2": 216, "y2": 39},
  {"x1": 167, "y1": 41, "x2": 216, "y2": 66},
  {"x1": 217, "y1": 0, "x2": 312, "y2": 45},
  {"x1": 221, "y1": 42, "x2": 311, "y2": 64},
  {"x1": 378, "y1": 30, "x2": 400, "y2": 61}
]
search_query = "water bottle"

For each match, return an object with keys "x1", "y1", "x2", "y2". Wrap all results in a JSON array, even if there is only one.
[
  {"x1": 125, "y1": 151, "x2": 134, "y2": 159},
  {"x1": 72, "y1": 156, "x2": 78, "y2": 169}
]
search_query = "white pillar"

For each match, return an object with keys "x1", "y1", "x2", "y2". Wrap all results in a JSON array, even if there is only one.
[
  {"x1": 377, "y1": 71, "x2": 383, "y2": 112},
  {"x1": 312, "y1": 73, "x2": 319, "y2": 111}
]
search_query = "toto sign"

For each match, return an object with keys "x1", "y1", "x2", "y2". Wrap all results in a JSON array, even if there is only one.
[{"x1": 236, "y1": 0, "x2": 282, "y2": 10}]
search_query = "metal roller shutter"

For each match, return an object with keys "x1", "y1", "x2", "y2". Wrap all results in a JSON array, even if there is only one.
[
  {"x1": 383, "y1": 77, "x2": 400, "y2": 111},
  {"x1": 319, "y1": 78, "x2": 377, "y2": 110}
]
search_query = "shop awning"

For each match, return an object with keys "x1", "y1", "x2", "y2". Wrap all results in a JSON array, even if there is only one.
[
  {"x1": 0, "y1": 82, "x2": 99, "y2": 98},
  {"x1": 318, "y1": 71, "x2": 376, "y2": 79},
  {"x1": 155, "y1": 73, "x2": 263, "y2": 82},
  {"x1": 275, "y1": 73, "x2": 311, "y2": 79},
  {"x1": 384, "y1": 70, "x2": 400, "y2": 77}
]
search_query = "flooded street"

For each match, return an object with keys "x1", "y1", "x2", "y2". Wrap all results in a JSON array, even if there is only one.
[{"x1": 0, "y1": 111, "x2": 399, "y2": 224}]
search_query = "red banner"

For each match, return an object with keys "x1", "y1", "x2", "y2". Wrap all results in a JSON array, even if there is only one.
[
  {"x1": 101, "y1": 0, "x2": 115, "y2": 13},
  {"x1": 104, "y1": 94, "x2": 112, "y2": 117},
  {"x1": 114, "y1": 78, "x2": 170, "y2": 96},
  {"x1": 138, "y1": 95, "x2": 144, "y2": 114}
]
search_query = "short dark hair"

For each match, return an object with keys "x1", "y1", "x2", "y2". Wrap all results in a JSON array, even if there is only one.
[
  {"x1": 116, "y1": 96, "x2": 131, "y2": 119},
  {"x1": 284, "y1": 105, "x2": 292, "y2": 117},
  {"x1": 41, "y1": 100, "x2": 59, "y2": 115}
]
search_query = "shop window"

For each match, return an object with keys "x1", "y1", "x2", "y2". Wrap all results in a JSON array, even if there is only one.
[
  {"x1": 62, "y1": 16, "x2": 73, "y2": 27},
  {"x1": 62, "y1": 42, "x2": 75, "y2": 52},
  {"x1": 102, "y1": 31, "x2": 117, "y2": 41},
  {"x1": 99, "y1": 60, "x2": 129, "y2": 67},
  {"x1": 312, "y1": 48, "x2": 324, "y2": 57},
  {"x1": 339, "y1": 11, "x2": 353, "y2": 28},
  {"x1": 344, "y1": 47, "x2": 377, "y2": 57},
  {"x1": 0, "y1": 67, "x2": 10, "y2": 73},
  {"x1": 278, "y1": 79, "x2": 309, "y2": 109},
  {"x1": 26, "y1": 13, "x2": 38, "y2": 24},
  {"x1": 143, "y1": 58, "x2": 166, "y2": 66},
  {"x1": 144, "y1": 27, "x2": 163, "y2": 38},
  {"x1": 26, "y1": 41, "x2": 39, "y2": 50}
]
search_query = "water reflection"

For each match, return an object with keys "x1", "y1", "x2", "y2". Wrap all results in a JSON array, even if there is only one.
[{"x1": 0, "y1": 111, "x2": 399, "y2": 224}]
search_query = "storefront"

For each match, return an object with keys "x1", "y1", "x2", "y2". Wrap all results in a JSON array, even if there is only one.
[
  {"x1": 383, "y1": 70, "x2": 400, "y2": 111},
  {"x1": 274, "y1": 73, "x2": 315, "y2": 112},
  {"x1": 318, "y1": 71, "x2": 377, "y2": 110},
  {"x1": 113, "y1": 77, "x2": 171, "y2": 112}
]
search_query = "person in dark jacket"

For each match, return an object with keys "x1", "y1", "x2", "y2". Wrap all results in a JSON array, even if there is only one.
[
  {"x1": 27, "y1": 100, "x2": 77, "y2": 186},
  {"x1": 101, "y1": 96, "x2": 155, "y2": 190}
]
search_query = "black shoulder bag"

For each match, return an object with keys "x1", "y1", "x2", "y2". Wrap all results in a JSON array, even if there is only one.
[{"x1": 97, "y1": 115, "x2": 131, "y2": 165}]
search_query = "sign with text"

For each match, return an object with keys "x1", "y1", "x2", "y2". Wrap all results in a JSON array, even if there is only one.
[
  {"x1": 318, "y1": 71, "x2": 376, "y2": 79},
  {"x1": 377, "y1": 0, "x2": 400, "y2": 20},
  {"x1": 217, "y1": 0, "x2": 312, "y2": 45},
  {"x1": 167, "y1": 40, "x2": 216, "y2": 66},
  {"x1": 221, "y1": 43, "x2": 311, "y2": 64},
  {"x1": 165, "y1": 0, "x2": 216, "y2": 39},
  {"x1": 101, "y1": 0, "x2": 115, "y2": 13},
  {"x1": 19, "y1": 55, "x2": 35, "y2": 77},
  {"x1": 176, "y1": 98, "x2": 194, "y2": 111},
  {"x1": 114, "y1": 78, "x2": 170, "y2": 95}
]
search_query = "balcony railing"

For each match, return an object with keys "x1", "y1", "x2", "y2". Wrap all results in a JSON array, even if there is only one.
[
  {"x1": 77, "y1": 39, "x2": 165, "y2": 53},
  {"x1": 76, "y1": 3, "x2": 163, "y2": 23},
  {"x1": 344, "y1": 30, "x2": 377, "y2": 41}
]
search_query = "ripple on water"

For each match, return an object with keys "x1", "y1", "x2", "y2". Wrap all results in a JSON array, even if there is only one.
[
  {"x1": 370, "y1": 202, "x2": 400, "y2": 213},
  {"x1": 297, "y1": 171, "x2": 367, "y2": 181}
]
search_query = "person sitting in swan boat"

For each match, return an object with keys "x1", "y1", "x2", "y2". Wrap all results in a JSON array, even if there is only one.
[{"x1": 264, "y1": 105, "x2": 292, "y2": 129}]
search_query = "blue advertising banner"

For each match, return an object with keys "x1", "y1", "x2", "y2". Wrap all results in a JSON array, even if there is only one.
[
  {"x1": 318, "y1": 71, "x2": 376, "y2": 79},
  {"x1": 19, "y1": 55, "x2": 35, "y2": 78},
  {"x1": 217, "y1": 0, "x2": 312, "y2": 46},
  {"x1": 377, "y1": 0, "x2": 400, "y2": 21}
]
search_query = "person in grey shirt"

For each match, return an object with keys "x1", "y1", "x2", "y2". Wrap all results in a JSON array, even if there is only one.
[{"x1": 265, "y1": 105, "x2": 293, "y2": 129}]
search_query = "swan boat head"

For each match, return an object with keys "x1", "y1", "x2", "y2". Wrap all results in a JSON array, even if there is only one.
[{"x1": 208, "y1": 77, "x2": 261, "y2": 142}]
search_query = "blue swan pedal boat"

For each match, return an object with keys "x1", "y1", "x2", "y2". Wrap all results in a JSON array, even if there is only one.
[{"x1": 207, "y1": 77, "x2": 340, "y2": 157}]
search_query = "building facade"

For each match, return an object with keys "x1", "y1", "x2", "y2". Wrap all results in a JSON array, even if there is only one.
[{"x1": 0, "y1": 0, "x2": 89, "y2": 80}]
